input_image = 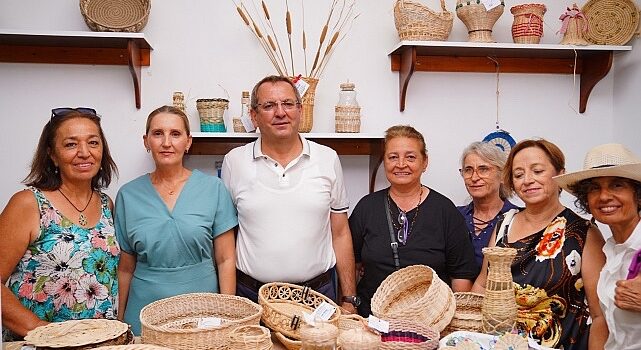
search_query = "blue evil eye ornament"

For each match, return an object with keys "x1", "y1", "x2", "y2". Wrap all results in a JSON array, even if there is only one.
[{"x1": 483, "y1": 130, "x2": 516, "y2": 154}]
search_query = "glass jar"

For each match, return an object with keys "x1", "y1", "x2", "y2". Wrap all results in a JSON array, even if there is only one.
[{"x1": 335, "y1": 81, "x2": 361, "y2": 133}]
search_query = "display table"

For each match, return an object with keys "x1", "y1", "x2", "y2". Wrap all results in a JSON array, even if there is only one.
[{"x1": 3, "y1": 336, "x2": 289, "y2": 349}]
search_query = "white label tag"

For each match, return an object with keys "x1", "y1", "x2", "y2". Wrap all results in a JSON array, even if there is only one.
[
  {"x1": 312, "y1": 301, "x2": 336, "y2": 321},
  {"x1": 367, "y1": 315, "x2": 389, "y2": 333},
  {"x1": 240, "y1": 114, "x2": 255, "y2": 132},
  {"x1": 481, "y1": 0, "x2": 502, "y2": 11},
  {"x1": 294, "y1": 79, "x2": 310, "y2": 98},
  {"x1": 302, "y1": 311, "x2": 316, "y2": 326},
  {"x1": 197, "y1": 317, "x2": 222, "y2": 328}
]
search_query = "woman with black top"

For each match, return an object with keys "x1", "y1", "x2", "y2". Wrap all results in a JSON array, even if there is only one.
[{"x1": 349, "y1": 125, "x2": 478, "y2": 317}]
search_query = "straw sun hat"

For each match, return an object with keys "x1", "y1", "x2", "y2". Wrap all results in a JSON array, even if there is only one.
[{"x1": 554, "y1": 143, "x2": 641, "y2": 195}]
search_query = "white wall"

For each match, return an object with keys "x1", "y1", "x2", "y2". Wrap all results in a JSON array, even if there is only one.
[{"x1": 0, "y1": 0, "x2": 637, "y2": 212}]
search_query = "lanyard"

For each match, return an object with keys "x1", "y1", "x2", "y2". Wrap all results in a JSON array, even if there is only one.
[{"x1": 385, "y1": 189, "x2": 401, "y2": 270}]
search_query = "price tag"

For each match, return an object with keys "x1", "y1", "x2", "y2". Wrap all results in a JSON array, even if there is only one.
[
  {"x1": 311, "y1": 301, "x2": 336, "y2": 321},
  {"x1": 240, "y1": 114, "x2": 256, "y2": 132},
  {"x1": 302, "y1": 311, "x2": 316, "y2": 326},
  {"x1": 197, "y1": 317, "x2": 222, "y2": 329},
  {"x1": 481, "y1": 0, "x2": 502, "y2": 11},
  {"x1": 294, "y1": 78, "x2": 310, "y2": 99},
  {"x1": 367, "y1": 315, "x2": 389, "y2": 333}
]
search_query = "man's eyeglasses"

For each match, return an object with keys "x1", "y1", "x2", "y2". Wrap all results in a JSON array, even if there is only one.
[
  {"x1": 51, "y1": 107, "x2": 98, "y2": 120},
  {"x1": 256, "y1": 100, "x2": 301, "y2": 112},
  {"x1": 459, "y1": 165, "x2": 495, "y2": 179}
]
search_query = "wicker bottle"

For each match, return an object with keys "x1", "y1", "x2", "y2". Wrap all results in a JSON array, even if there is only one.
[
  {"x1": 481, "y1": 247, "x2": 517, "y2": 335},
  {"x1": 335, "y1": 82, "x2": 361, "y2": 133},
  {"x1": 172, "y1": 91, "x2": 185, "y2": 113},
  {"x1": 233, "y1": 91, "x2": 250, "y2": 132}
]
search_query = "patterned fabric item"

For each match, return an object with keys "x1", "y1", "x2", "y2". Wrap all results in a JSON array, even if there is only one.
[
  {"x1": 7, "y1": 187, "x2": 119, "y2": 323},
  {"x1": 496, "y1": 208, "x2": 590, "y2": 350}
]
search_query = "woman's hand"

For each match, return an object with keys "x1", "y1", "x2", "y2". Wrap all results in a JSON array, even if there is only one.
[{"x1": 615, "y1": 275, "x2": 641, "y2": 312}]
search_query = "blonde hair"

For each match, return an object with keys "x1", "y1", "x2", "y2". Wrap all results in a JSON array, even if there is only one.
[
  {"x1": 384, "y1": 125, "x2": 427, "y2": 158},
  {"x1": 145, "y1": 106, "x2": 191, "y2": 135}
]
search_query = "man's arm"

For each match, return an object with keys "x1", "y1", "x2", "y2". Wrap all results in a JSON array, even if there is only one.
[{"x1": 330, "y1": 211, "x2": 357, "y2": 313}]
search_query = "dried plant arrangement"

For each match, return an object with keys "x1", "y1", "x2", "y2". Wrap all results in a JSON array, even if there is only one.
[{"x1": 232, "y1": 0, "x2": 358, "y2": 79}]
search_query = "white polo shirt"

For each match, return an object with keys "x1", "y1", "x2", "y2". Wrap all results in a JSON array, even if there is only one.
[
  {"x1": 597, "y1": 219, "x2": 641, "y2": 350},
  {"x1": 221, "y1": 135, "x2": 349, "y2": 283}
]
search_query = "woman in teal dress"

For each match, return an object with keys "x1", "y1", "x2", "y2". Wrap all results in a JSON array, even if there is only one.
[{"x1": 115, "y1": 106, "x2": 237, "y2": 335}]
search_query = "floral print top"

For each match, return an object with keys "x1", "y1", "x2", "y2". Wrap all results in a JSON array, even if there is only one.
[{"x1": 7, "y1": 187, "x2": 120, "y2": 323}]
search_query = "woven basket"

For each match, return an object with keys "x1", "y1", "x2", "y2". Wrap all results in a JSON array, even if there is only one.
[
  {"x1": 559, "y1": 5, "x2": 590, "y2": 45},
  {"x1": 140, "y1": 293, "x2": 263, "y2": 350},
  {"x1": 510, "y1": 4, "x2": 547, "y2": 44},
  {"x1": 442, "y1": 292, "x2": 484, "y2": 336},
  {"x1": 456, "y1": 0, "x2": 505, "y2": 42},
  {"x1": 274, "y1": 332, "x2": 301, "y2": 350},
  {"x1": 79, "y1": 0, "x2": 150, "y2": 32},
  {"x1": 582, "y1": 0, "x2": 640, "y2": 45},
  {"x1": 481, "y1": 247, "x2": 517, "y2": 335},
  {"x1": 24, "y1": 319, "x2": 133, "y2": 350},
  {"x1": 294, "y1": 76, "x2": 318, "y2": 133},
  {"x1": 338, "y1": 327, "x2": 381, "y2": 350},
  {"x1": 380, "y1": 319, "x2": 439, "y2": 350},
  {"x1": 258, "y1": 282, "x2": 341, "y2": 341},
  {"x1": 394, "y1": 0, "x2": 453, "y2": 41},
  {"x1": 227, "y1": 325, "x2": 272, "y2": 350},
  {"x1": 370, "y1": 265, "x2": 455, "y2": 333},
  {"x1": 232, "y1": 118, "x2": 248, "y2": 132},
  {"x1": 335, "y1": 106, "x2": 361, "y2": 133},
  {"x1": 97, "y1": 346, "x2": 173, "y2": 350},
  {"x1": 196, "y1": 98, "x2": 228, "y2": 132}
]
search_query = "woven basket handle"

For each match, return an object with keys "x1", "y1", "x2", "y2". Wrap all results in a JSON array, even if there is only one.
[{"x1": 440, "y1": 0, "x2": 447, "y2": 11}]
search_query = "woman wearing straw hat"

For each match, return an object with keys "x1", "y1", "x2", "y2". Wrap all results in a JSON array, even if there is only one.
[
  {"x1": 471, "y1": 139, "x2": 606, "y2": 350},
  {"x1": 554, "y1": 143, "x2": 641, "y2": 350}
]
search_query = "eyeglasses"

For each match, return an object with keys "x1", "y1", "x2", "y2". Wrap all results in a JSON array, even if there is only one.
[
  {"x1": 397, "y1": 211, "x2": 409, "y2": 245},
  {"x1": 51, "y1": 107, "x2": 98, "y2": 120},
  {"x1": 256, "y1": 100, "x2": 300, "y2": 112},
  {"x1": 459, "y1": 165, "x2": 495, "y2": 179}
]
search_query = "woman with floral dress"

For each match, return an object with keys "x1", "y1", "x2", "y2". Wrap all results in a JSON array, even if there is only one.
[{"x1": 0, "y1": 108, "x2": 119, "y2": 339}]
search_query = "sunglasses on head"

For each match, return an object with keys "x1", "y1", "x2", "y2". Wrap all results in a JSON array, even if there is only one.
[{"x1": 51, "y1": 107, "x2": 98, "y2": 120}]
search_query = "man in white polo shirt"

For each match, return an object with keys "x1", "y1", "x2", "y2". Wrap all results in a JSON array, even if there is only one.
[{"x1": 221, "y1": 75, "x2": 358, "y2": 313}]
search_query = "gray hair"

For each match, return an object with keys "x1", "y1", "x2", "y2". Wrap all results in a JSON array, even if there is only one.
[{"x1": 460, "y1": 141, "x2": 509, "y2": 200}]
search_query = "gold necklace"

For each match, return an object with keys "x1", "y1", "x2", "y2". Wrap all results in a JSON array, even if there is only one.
[{"x1": 58, "y1": 189, "x2": 93, "y2": 226}]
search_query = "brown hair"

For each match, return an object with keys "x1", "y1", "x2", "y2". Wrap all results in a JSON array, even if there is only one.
[
  {"x1": 24, "y1": 111, "x2": 118, "y2": 190},
  {"x1": 503, "y1": 139, "x2": 565, "y2": 197},
  {"x1": 384, "y1": 125, "x2": 427, "y2": 158},
  {"x1": 145, "y1": 106, "x2": 191, "y2": 135},
  {"x1": 250, "y1": 75, "x2": 301, "y2": 110},
  {"x1": 570, "y1": 177, "x2": 641, "y2": 213}
]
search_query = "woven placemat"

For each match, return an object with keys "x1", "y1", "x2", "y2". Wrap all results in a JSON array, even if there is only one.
[
  {"x1": 83, "y1": 0, "x2": 149, "y2": 30},
  {"x1": 24, "y1": 319, "x2": 130, "y2": 348},
  {"x1": 582, "y1": 0, "x2": 639, "y2": 45}
]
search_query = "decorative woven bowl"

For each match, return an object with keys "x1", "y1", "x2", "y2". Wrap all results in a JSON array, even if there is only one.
[
  {"x1": 456, "y1": 0, "x2": 505, "y2": 42},
  {"x1": 24, "y1": 319, "x2": 132, "y2": 349},
  {"x1": 394, "y1": 0, "x2": 453, "y2": 41},
  {"x1": 371, "y1": 265, "x2": 455, "y2": 333},
  {"x1": 227, "y1": 325, "x2": 272, "y2": 350},
  {"x1": 582, "y1": 0, "x2": 640, "y2": 45},
  {"x1": 258, "y1": 282, "x2": 341, "y2": 341},
  {"x1": 79, "y1": 0, "x2": 150, "y2": 32},
  {"x1": 140, "y1": 293, "x2": 262, "y2": 350},
  {"x1": 442, "y1": 292, "x2": 484, "y2": 336},
  {"x1": 379, "y1": 319, "x2": 439, "y2": 350}
]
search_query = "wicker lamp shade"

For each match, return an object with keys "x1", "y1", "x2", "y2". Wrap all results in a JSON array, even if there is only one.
[
  {"x1": 582, "y1": 0, "x2": 640, "y2": 45},
  {"x1": 80, "y1": 0, "x2": 150, "y2": 32}
]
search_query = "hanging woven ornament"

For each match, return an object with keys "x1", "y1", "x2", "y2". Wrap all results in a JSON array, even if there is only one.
[
  {"x1": 558, "y1": 4, "x2": 590, "y2": 45},
  {"x1": 483, "y1": 58, "x2": 516, "y2": 154}
]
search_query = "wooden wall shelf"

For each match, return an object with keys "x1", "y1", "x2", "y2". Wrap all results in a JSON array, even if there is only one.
[
  {"x1": 389, "y1": 41, "x2": 631, "y2": 113},
  {"x1": 189, "y1": 132, "x2": 385, "y2": 193},
  {"x1": 0, "y1": 30, "x2": 152, "y2": 109}
]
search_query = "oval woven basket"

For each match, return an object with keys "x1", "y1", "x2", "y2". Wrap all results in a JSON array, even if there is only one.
[
  {"x1": 394, "y1": 0, "x2": 453, "y2": 41},
  {"x1": 258, "y1": 282, "x2": 341, "y2": 341},
  {"x1": 80, "y1": 0, "x2": 150, "y2": 32},
  {"x1": 380, "y1": 319, "x2": 439, "y2": 350},
  {"x1": 442, "y1": 292, "x2": 484, "y2": 336},
  {"x1": 24, "y1": 319, "x2": 132, "y2": 350},
  {"x1": 371, "y1": 265, "x2": 455, "y2": 333},
  {"x1": 582, "y1": 0, "x2": 640, "y2": 45},
  {"x1": 140, "y1": 293, "x2": 263, "y2": 350}
]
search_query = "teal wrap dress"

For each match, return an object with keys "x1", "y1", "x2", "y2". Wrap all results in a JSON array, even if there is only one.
[{"x1": 114, "y1": 170, "x2": 238, "y2": 334}]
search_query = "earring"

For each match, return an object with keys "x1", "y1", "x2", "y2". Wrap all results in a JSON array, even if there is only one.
[
  {"x1": 146, "y1": 149, "x2": 150, "y2": 153},
  {"x1": 54, "y1": 167, "x2": 59, "y2": 174},
  {"x1": 185, "y1": 148, "x2": 189, "y2": 154}
]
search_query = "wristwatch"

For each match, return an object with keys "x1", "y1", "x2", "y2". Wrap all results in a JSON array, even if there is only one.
[{"x1": 341, "y1": 295, "x2": 362, "y2": 307}]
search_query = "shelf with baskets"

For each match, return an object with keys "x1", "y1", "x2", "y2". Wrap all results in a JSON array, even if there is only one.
[
  {"x1": 190, "y1": 132, "x2": 384, "y2": 193},
  {"x1": 0, "y1": 30, "x2": 152, "y2": 109},
  {"x1": 389, "y1": 41, "x2": 632, "y2": 113}
]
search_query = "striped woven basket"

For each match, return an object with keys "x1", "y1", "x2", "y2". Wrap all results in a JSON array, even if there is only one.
[{"x1": 510, "y1": 3, "x2": 547, "y2": 44}]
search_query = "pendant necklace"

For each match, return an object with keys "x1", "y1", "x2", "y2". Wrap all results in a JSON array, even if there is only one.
[{"x1": 58, "y1": 189, "x2": 94, "y2": 226}]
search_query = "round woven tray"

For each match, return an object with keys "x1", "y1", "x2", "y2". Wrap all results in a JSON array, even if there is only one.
[
  {"x1": 371, "y1": 265, "x2": 455, "y2": 333},
  {"x1": 140, "y1": 293, "x2": 263, "y2": 350},
  {"x1": 24, "y1": 319, "x2": 131, "y2": 349},
  {"x1": 258, "y1": 282, "x2": 341, "y2": 341},
  {"x1": 80, "y1": 0, "x2": 150, "y2": 32},
  {"x1": 582, "y1": 0, "x2": 640, "y2": 45}
]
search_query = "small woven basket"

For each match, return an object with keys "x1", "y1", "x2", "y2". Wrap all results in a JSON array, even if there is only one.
[
  {"x1": 196, "y1": 98, "x2": 228, "y2": 132},
  {"x1": 442, "y1": 292, "x2": 484, "y2": 336},
  {"x1": 582, "y1": 0, "x2": 640, "y2": 45},
  {"x1": 456, "y1": 0, "x2": 505, "y2": 42},
  {"x1": 79, "y1": 0, "x2": 150, "y2": 32},
  {"x1": 258, "y1": 282, "x2": 341, "y2": 341},
  {"x1": 380, "y1": 319, "x2": 439, "y2": 350},
  {"x1": 338, "y1": 327, "x2": 381, "y2": 350},
  {"x1": 371, "y1": 265, "x2": 455, "y2": 333},
  {"x1": 510, "y1": 3, "x2": 547, "y2": 44},
  {"x1": 295, "y1": 76, "x2": 318, "y2": 133},
  {"x1": 140, "y1": 293, "x2": 263, "y2": 350},
  {"x1": 394, "y1": 0, "x2": 454, "y2": 41},
  {"x1": 227, "y1": 325, "x2": 272, "y2": 350}
]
